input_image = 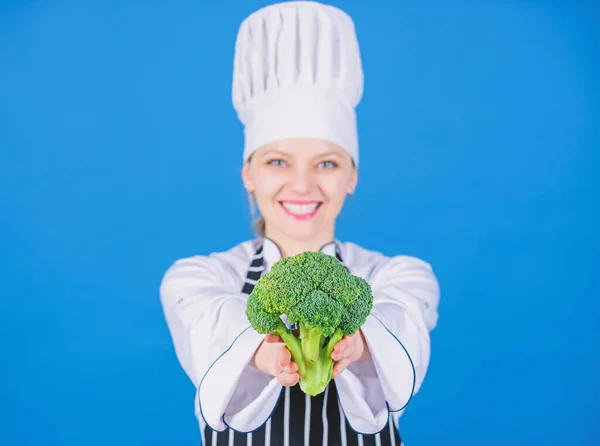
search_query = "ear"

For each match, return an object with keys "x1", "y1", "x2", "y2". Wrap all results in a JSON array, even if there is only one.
[
  {"x1": 241, "y1": 160, "x2": 253, "y2": 192},
  {"x1": 347, "y1": 166, "x2": 358, "y2": 194}
]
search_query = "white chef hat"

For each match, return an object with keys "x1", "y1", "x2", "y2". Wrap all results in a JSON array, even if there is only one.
[{"x1": 232, "y1": 1, "x2": 364, "y2": 166}]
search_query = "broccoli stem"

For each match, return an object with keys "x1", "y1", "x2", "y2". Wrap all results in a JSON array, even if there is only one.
[
  {"x1": 308, "y1": 354, "x2": 324, "y2": 393},
  {"x1": 273, "y1": 323, "x2": 346, "y2": 396},
  {"x1": 299, "y1": 328, "x2": 345, "y2": 396},
  {"x1": 300, "y1": 351, "x2": 326, "y2": 396},
  {"x1": 323, "y1": 328, "x2": 344, "y2": 383},
  {"x1": 299, "y1": 325, "x2": 323, "y2": 363},
  {"x1": 275, "y1": 321, "x2": 306, "y2": 377},
  {"x1": 324, "y1": 328, "x2": 344, "y2": 361}
]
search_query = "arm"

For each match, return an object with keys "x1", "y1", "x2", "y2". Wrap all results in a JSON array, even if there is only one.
[
  {"x1": 159, "y1": 255, "x2": 282, "y2": 433},
  {"x1": 333, "y1": 255, "x2": 440, "y2": 434}
]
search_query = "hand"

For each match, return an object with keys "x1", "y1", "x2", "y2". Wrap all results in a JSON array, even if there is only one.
[
  {"x1": 251, "y1": 333, "x2": 300, "y2": 387},
  {"x1": 331, "y1": 329, "x2": 371, "y2": 379}
]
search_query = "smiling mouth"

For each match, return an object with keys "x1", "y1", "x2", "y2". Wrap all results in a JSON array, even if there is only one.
[{"x1": 279, "y1": 201, "x2": 322, "y2": 220}]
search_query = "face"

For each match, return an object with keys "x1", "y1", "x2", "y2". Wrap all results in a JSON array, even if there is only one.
[{"x1": 242, "y1": 138, "x2": 358, "y2": 243}]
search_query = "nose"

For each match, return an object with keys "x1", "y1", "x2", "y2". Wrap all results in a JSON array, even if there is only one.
[{"x1": 289, "y1": 166, "x2": 315, "y2": 194}]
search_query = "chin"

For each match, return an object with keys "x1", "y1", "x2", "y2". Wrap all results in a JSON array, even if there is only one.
[
  {"x1": 281, "y1": 225, "x2": 320, "y2": 241},
  {"x1": 282, "y1": 222, "x2": 328, "y2": 242}
]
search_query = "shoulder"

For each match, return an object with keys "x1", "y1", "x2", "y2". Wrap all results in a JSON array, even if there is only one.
[
  {"x1": 338, "y1": 240, "x2": 440, "y2": 330},
  {"x1": 160, "y1": 239, "x2": 258, "y2": 292},
  {"x1": 337, "y1": 240, "x2": 436, "y2": 281}
]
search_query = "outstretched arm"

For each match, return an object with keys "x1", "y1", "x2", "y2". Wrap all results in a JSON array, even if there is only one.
[
  {"x1": 332, "y1": 255, "x2": 440, "y2": 434},
  {"x1": 160, "y1": 255, "x2": 282, "y2": 433}
]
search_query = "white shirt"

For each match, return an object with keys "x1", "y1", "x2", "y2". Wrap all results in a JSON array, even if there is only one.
[{"x1": 159, "y1": 238, "x2": 440, "y2": 437}]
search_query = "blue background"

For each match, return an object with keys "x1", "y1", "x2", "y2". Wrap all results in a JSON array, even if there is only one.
[{"x1": 1, "y1": 0, "x2": 598, "y2": 445}]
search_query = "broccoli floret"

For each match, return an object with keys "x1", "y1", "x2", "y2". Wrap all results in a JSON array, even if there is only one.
[{"x1": 245, "y1": 250, "x2": 373, "y2": 396}]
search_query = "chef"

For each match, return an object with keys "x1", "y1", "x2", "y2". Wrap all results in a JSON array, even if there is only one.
[{"x1": 159, "y1": 2, "x2": 440, "y2": 445}]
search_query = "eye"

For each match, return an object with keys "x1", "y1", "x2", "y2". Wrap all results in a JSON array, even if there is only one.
[
  {"x1": 318, "y1": 160, "x2": 337, "y2": 168},
  {"x1": 267, "y1": 159, "x2": 287, "y2": 167}
]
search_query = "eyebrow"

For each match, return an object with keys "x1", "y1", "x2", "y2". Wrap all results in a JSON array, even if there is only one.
[
  {"x1": 261, "y1": 149, "x2": 288, "y2": 157},
  {"x1": 261, "y1": 150, "x2": 344, "y2": 158},
  {"x1": 317, "y1": 152, "x2": 344, "y2": 158}
]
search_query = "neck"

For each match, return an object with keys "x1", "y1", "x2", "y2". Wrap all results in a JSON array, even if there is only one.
[{"x1": 263, "y1": 228, "x2": 335, "y2": 258}]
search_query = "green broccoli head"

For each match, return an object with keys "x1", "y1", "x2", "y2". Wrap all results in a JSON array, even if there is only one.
[
  {"x1": 270, "y1": 251, "x2": 344, "y2": 291},
  {"x1": 245, "y1": 250, "x2": 374, "y2": 396},
  {"x1": 338, "y1": 275, "x2": 373, "y2": 334},
  {"x1": 244, "y1": 283, "x2": 282, "y2": 334}
]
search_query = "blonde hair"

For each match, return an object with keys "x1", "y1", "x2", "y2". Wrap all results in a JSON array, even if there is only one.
[
  {"x1": 248, "y1": 191, "x2": 266, "y2": 238},
  {"x1": 245, "y1": 153, "x2": 266, "y2": 238}
]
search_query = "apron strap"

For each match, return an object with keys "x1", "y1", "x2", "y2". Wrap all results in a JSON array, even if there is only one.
[{"x1": 241, "y1": 242, "x2": 265, "y2": 295}]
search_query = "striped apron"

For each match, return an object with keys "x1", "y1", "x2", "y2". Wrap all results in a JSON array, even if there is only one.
[{"x1": 204, "y1": 243, "x2": 404, "y2": 446}]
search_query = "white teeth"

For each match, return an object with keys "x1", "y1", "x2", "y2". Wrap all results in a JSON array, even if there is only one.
[{"x1": 281, "y1": 202, "x2": 319, "y2": 215}]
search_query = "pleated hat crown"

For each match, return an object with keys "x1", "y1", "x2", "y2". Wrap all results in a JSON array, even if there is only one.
[{"x1": 232, "y1": 1, "x2": 364, "y2": 165}]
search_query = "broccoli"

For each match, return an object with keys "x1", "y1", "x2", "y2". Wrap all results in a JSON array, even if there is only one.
[{"x1": 245, "y1": 250, "x2": 373, "y2": 396}]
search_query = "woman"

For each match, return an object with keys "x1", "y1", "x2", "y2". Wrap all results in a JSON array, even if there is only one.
[{"x1": 159, "y1": 2, "x2": 440, "y2": 445}]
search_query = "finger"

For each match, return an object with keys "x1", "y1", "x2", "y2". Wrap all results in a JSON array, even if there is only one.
[
  {"x1": 264, "y1": 333, "x2": 282, "y2": 343},
  {"x1": 279, "y1": 348, "x2": 291, "y2": 368},
  {"x1": 332, "y1": 359, "x2": 351, "y2": 379},
  {"x1": 282, "y1": 361, "x2": 298, "y2": 374},
  {"x1": 332, "y1": 344, "x2": 353, "y2": 361},
  {"x1": 334, "y1": 336, "x2": 352, "y2": 354},
  {"x1": 277, "y1": 372, "x2": 300, "y2": 387}
]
